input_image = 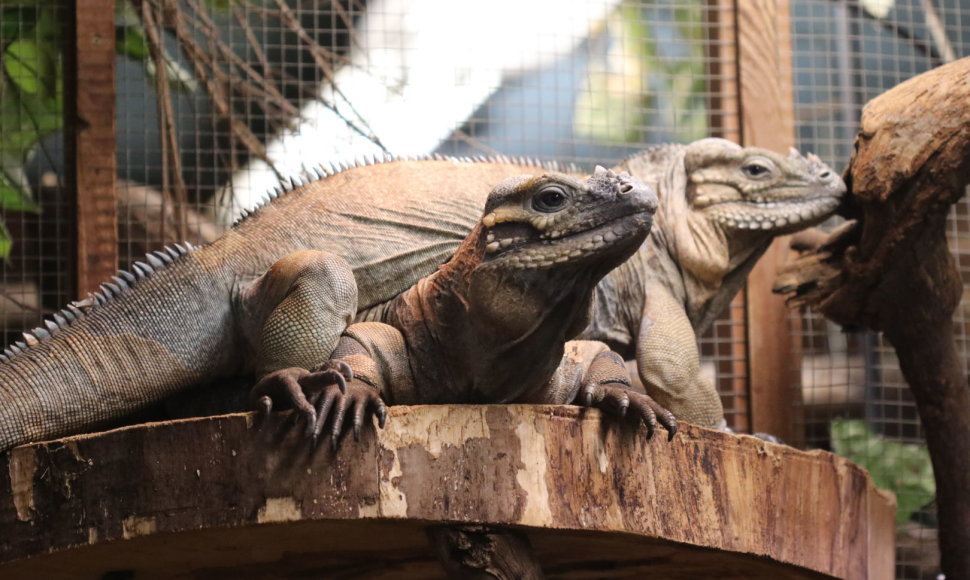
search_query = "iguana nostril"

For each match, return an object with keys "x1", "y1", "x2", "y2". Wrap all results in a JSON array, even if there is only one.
[{"x1": 620, "y1": 183, "x2": 634, "y2": 194}]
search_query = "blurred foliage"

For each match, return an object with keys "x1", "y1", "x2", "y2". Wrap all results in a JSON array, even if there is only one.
[
  {"x1": 115, "y1": 0, "x2": 200, "y2": 92},
  {"x1": 0, "y1": 0, "x2": 203, "y2": 258},
  {"x1": 830, "y1": 419, "x2": 935, "y2": 525},
  {"x1": 0, "y1": 2, "x2": 58, "y2": 258},
  {"x1": 575, "y1": 0, "x2": 708, "y2": 145}
]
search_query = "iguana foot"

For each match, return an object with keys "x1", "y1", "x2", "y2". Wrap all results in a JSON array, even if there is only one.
[
  {"x1": 580, "y1": 351, "x2": 678, "y2": 441},
  {"x1": 306, "y1": 375, "x2": 389, "y2": 450},
  {"x1": 250, "y1": 362, "x2": 388, "y2": 447}
]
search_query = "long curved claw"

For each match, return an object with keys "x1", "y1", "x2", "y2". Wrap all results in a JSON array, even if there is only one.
[
  {"x1": 375, "y1": 401, "x2": 388, "y2": 429},
  {"x1": 310, "y1": 360, "x2": 353, "y2": 393},
  {"x1": 330, "y1": 395, "x2": 353, "y2": 451},
  {"x1": 578, "y1": 382, "x2": 677, "y2": 441},
  {"x1": 655, "y1": 407, "x2": 679, "y2": 442},
  {"x1": 312, "y1": 387, "x2": 340, "y2": 442}
]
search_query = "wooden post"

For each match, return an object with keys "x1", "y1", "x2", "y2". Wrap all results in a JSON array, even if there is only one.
[
  {"x1": 705, "y1": 0, "x2": 749, "y2": 432},
  {"x1": 735, "y1": 0, "x2": 804, "y2": 442},
  {"x1": 64, "y1": 0, "x2": 117, "y2": 297}
]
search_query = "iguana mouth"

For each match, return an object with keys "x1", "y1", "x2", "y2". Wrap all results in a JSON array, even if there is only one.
[
  {"x1": 483, "y1": 209, "x2": 652, "y2": 269},
  {"x1": 704, "y1": 195, "x2": 841, "y2": 231}
]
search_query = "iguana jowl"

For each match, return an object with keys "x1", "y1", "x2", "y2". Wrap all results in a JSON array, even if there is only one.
[
  {"x1": 251, "y1": 169, "x2": 677, "y2": 440},
  {"x1": 0, "y1": 139, "x2": 844, "y2": 451}
]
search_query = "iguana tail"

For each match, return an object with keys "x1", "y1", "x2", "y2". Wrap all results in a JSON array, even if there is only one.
[{"x1": 0, "y1": 244, "x2": 239, "y2": 451}]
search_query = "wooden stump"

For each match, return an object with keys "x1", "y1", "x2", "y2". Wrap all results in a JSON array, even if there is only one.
[{"x1": 0, "y1": 406, "x2": 892, "y2": 579}]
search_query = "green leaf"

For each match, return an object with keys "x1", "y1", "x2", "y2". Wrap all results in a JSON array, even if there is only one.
[
  {"x1": 4, "y1": 39, "x2": 45, "y2": 95},
  {"x1": 0, "y1": 219, "x2": 12, "y2": 260},
  {"x1": 1, "y1": 7, "x2": 38, "y2": 43},
  {"x1": 117, "y1": 25, "x2": 150, "y2": 60},
  {"x1": 0, "y1": 166, "x2": 40, "y2": 212},
  {"x1": 830, "y1": 419, "x2": 935, "y2": 525}
]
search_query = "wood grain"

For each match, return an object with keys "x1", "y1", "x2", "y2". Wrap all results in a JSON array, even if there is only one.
[{"x1": 0, "y1": 405, "x2": 894, "y2": 579}]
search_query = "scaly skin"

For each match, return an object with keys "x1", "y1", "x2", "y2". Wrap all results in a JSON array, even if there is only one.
[
  {"x1": 251, "y1": 169, "x2": 677, "y2": 443},
  {"x1": 0, "y1": 139, "x2": 843, "y2": 451}
]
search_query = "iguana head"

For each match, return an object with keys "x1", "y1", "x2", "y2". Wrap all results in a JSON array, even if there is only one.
[
  {"x1": 683, "y1": 139, "x2": 845, "y2": 233},
  {"x1": 447, "y1": 168, "x2": 656, "y2": 364},
  {"x1": 476, "y1": 168, "x2": 658, "y2": 273}
]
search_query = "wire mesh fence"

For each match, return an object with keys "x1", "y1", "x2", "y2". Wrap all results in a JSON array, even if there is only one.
[{"x1": 2, "y1": 0, "x2": 968, "y2": 576}]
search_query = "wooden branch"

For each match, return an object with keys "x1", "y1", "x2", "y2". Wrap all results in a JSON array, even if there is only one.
[
  {"x1": 141, "y1": 0, "x2": 189, "y2": 242},
  {"x1": 0, "y1": 406, "x2": 893, "y2": 579},
  {"x1": 775, "y1": 56, "x2": 970, "y2": 579}
]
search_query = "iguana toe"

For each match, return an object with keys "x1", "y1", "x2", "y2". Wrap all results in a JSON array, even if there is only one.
[
  {"x1": 249, "y1": 367, "x2": 318, "y2": 429},
  {"x1": 578, "y1": 351, "x2": 678, "y2": 441},
  {"x1": 317, "y1": 379, "x2": 386, "y2": 450}
]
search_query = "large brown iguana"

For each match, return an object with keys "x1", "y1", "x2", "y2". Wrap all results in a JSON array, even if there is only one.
[
  {"x1": 250, "y1": 168, "x2": 676, "y2": 442},
  {"x1": 0, "y1": 138, "x2": 843, "y2": 451}
]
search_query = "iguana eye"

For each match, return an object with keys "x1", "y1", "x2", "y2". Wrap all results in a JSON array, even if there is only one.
[
  {"x1": 741, "y1": 160, "x2": 773, "y2": 179},
  {"x1": 532, "y1": 185, "x2": 569, "y2": 212}
]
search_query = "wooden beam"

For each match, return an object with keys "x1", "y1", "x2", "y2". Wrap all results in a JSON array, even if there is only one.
[
  {"x1": 736, "y1": 0, "x2": 804, "y2": 442},
  {"x1": 65, "y1": 0, "x2": 117, "y2": 297}
]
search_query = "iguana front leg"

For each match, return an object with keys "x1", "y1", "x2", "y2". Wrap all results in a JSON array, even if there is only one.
[
  {"x1": 526, "y1": 340, "x2": 678, "y2": 440},
  {"x1": 636, "y1": 284, "x2": 725, "y2": 429},
  {"x1": 239, "y1": 250, "x2": 373, "y2": 434},
  {"x1": 239, "y1": 250, "x2": 359, "y2": 373}
]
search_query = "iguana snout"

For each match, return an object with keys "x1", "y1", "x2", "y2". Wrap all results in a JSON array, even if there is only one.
[{"x1": 479, "y1": 170, "x2": 657, "y2": 270}]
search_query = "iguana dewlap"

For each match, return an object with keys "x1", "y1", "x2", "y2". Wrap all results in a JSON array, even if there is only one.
[
  {"x1": 250, "y1": 168, "x2": 676, "y2": 443},
  {"x1": 0, "y1": 139, "x2": 844, "y2": 451}
]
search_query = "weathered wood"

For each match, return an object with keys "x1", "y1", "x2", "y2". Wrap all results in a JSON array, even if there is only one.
[
  {"x1": 736, "y1": 0, "x2": 804, "y2": 443},
  {"x1": 65, "y1": 0, "x2": 118, "y2": 296},
  {"x1": 774, "y1": 56, "x2": 970, "y2": 579},
  {"x1": 0, "y1": 405, "x2": 893, "y2": 579}
]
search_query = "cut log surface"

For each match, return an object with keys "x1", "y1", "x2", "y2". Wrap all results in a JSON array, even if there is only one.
[{"x1": 0, "y1": 406, "x2": 894, "y2": 579}]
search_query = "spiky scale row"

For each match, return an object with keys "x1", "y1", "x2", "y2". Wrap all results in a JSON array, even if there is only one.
[
  {"x1": 0, "y1": 243, "x2": 196, "y2": 363},
  {"x1": 231, "y1": 154, "x2": 576, "y2": 229}
]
